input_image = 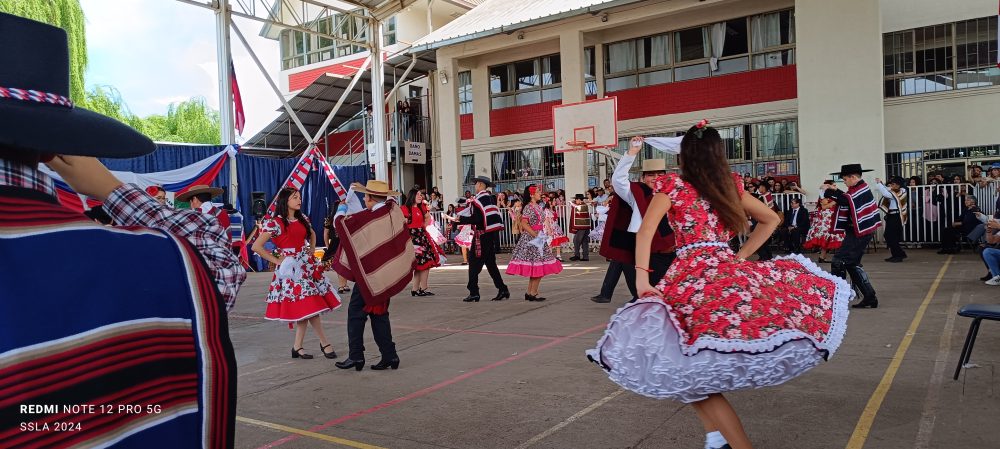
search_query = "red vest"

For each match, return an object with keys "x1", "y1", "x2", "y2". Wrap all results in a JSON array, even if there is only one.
[{"x1": 599, "y1": 183, "x2": 675, "y2": 264}]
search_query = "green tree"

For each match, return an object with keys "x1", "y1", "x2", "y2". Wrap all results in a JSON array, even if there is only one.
[
  {"x1": 0, "y1": 0, "x2": 87, "y2": 103},
  {"x1": 83, "y1": 86, "x2": 146, "y2": 133},
  {"x1": 142, "y1": 97, "x2": 222, "y2": 145}
]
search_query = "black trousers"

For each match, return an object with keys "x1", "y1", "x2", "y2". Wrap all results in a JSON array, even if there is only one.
[
  {"x1": 831, "y1": 231, "x2": 877, "y2": 300},
  {"x1": 751, "y1": 221, "x2": 773, "y2": 260},
  {"x1": 467, "y1": 234, "x2": 507, "y2": 296},
  {"x1": 779, "y1": 227, "x2": 804, "y2": 253},
  {"x1": 573, "y1": 230, "x2": 590, "y2": 259},
  {"x1": 598, "y1": 253, "x2": 675, "y2": 300},
  {"x1": 346, "y1": 286, "x2": 397, "y2": 361},
  {"x1": 884, "y1": 213, "x2": 906, "y2": 258}
]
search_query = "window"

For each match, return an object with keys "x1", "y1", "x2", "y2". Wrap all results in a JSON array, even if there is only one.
[
  {"x1": 752, "y1": 120, "x2": 798, "y2": 160},
  {"x1": 750, "y1": 10, "x2": 795, "y2": 69},
  {"x1": 279, "y1": 10, "x2": 373, "y2": 70},
  {"x1": 489, "y1": 55, "x2": 562, "y2": 109},
  {"x1": 458, "y1": 71, "x2": 473, "y2": 114},
  {"x1": 383, "y1": 16, "x2": 397, "y2": 46},
  {"x1": 584, "y1": 46, "x2": 597, "y2": 95},
  {"x1": 603, "y1": 10, "x2": 789, "y2": 91},
  {"x1": 491, "y1": 147, "x2": 564, "y2": 193},
  {"x1": 884, "y1": 16, "x2": 999, "y2": 97},
  {"x1": 718, "y1": 125, "x2": 748, "y2": 161},
  {"x1": 462, "y1": 155, "x2": 475, "y2": 185}
]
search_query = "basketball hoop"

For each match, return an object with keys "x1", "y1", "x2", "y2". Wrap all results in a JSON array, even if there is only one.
[{"x1": 566, "y1": 140, "x2": 591, "y2": 150}]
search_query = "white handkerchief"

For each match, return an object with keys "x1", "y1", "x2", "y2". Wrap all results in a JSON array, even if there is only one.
[
  {"x1": 275, "y1": 256, "x2": 302, "y2": 280},
  {"x1": 644, "y1": 136, "x2": 684, "y2": 155}
]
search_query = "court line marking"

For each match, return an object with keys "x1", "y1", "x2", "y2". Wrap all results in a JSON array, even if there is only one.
[
  {"x1": 914, "y1": 285, "x2": 963, "y2": 448},
  {"x1": 514, "y1": 389, "x2": 625, "y2": 449},
  {"x1": 392, "y1": 324, "x2": 559, "y2": 340},
  {"x1": 256, "y1": 322, "x2": 608, "y2": 449},
  {"x1": 237, "y1": 416, "x2": 387, "y2": 449},
  {"x1": 845, "y1": 256, "x2": 952, "y2": 449}
]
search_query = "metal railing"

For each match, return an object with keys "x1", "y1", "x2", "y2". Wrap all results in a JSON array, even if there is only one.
[{"x1": 364, "y1": 112, "x2": 432, "y2": 145}]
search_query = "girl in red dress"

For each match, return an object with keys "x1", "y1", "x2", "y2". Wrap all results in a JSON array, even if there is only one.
[
  {"x1": 803, "y1": 194, "x2": 844, "y2": 263},
  {"x1": 402, "y1": 189, "x2": 444, "y2": 296},
  {"x1": 589, "y1": 125, "x2": 850, "y2": 449},
  {"x1": 252, "y1": 188, "x2": 341, "y2": 360}
]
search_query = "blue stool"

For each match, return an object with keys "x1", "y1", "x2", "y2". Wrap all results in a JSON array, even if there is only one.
[{"x1": 953, "y1": 304, "x2": 1000, "y2": 380}]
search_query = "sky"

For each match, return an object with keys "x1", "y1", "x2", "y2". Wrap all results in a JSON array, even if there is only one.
[{"x1": 80, "y1": 0, "x2": 282, "y2": 142}]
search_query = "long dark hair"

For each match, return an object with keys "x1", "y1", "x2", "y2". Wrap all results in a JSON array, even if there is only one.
[
  {"x1": 679, "y1": 126, "x2": 748, "y2": 234},
  {"x1": 521, "y1": 185, "x2": 537, "y2": 214},
  {"x1": 274, "y1": 187, "x2": 312, "y2": 240},
  {"x1": 404, "y1": 188, "x2": 426, "y2": 224}
]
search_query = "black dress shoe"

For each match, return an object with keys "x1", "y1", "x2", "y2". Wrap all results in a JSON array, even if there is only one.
[
  {"x1": 462, "y1": 295, "x2": 480, "y2": 302},
  {"x1": 490, "y1": 290, "x2": 510, "y2": 301},
  {"x1": 884, "y1": 257, "x2": 903, "y2": 263},
  {"x1": 569, "y1": 256, "x2": 580, "y2": 261},
  {"x1": 419, "y1": 289, "x2": 435, "y2": 296},
  {"x1": 292, "y1": 348, "x2": 313, "y2": 359},
  {"x1": 525, "y1": 294, "x2": 546, "y2": 302},
  {"x1": 335, "y1": 358, "x2": 364, "y2": 371},
  {"x1": 320, "y1": 344, "x2": 337, "y2": 359},
  {"x1": 590, "y1": 295, "x2": 611, "y2": 303},
  {"x1": 852, "y1": 298, "x2": 879, "y2": 309},
  {"x1": 371, "y1": 358, "x2": 400, "y2": 370}
]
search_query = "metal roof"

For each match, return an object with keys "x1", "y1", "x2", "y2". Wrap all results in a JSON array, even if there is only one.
[
  {"x1": 243, "y1": 50, "x2": 437, "y2": 154},
  {"x1": 409, "y1": 0, "x2": 645, "y2": 52},
  {"x1": 310, "y1": 0, "x2": 421, "y2": 21}
]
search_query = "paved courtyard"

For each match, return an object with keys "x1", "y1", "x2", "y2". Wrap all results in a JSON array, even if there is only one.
[{"x1": 229, "y1": 250, "x2": 998, "y2": 449}]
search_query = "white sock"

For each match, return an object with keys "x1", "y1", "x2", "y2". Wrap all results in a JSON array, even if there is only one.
[{"x1": 705, "y1": 430, "x2": 728, "y2": 449}]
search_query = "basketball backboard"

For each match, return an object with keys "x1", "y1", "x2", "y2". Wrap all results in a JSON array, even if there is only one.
[{"x1": 552, "y1": 97, "x2": 618, "y2": 153}]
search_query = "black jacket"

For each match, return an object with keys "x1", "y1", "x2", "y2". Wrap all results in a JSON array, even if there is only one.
[{"x1": 783, "y1": 207, "x2": 810, "y2": 230}]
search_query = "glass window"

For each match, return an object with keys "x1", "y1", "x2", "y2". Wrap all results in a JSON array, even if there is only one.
[
  {"x1": 638, "y1": 69, "x2": 672, "y2": 86},
  {"x1": 515, "y1": 90, "x2": 542, "y2": 106},
  {"x1": 541, "y1": 55, "x2": 561, "y2": 85},
  {"x1": 717, "y1": 125, "x2": 747, "y2": 161},
  {"x1": 490, "y1": 65, "x2": 511, "y2": 94},
  {"x1": 751, "y1": 10, "x2": 795, "y2": 51},
  {"x1": 515, "y1": 60, "x2": 538, "y2": 89},
  {"x1": 675, "y1": 63, "x2": 710, "y2": 81},
  {"x1": 606, "y1": 40, "x2": 637, "y2": 74},
  {"x1": 462, "y1": 155, "x2": 475, "y2": 184},
  {"x1": 675, "y1": 27, "x2": 710, "y2": 62},
  {"x1": 584, "y1": 47, "x2": 596, "y2": 79},
  {"x1": 716, "y1": 57, "x2": 749, "y2": 75},
  {"x1": 914, "y1": 24, "x2": 953, "y2": 74},
  {"x1": 383, "y1": 16, "x2": 397, "y2": 45},
  {"x1": 752, "y1": 120, "x2": 798, "y2": 160},
  {"x1": 605, "y1": 75, "x2": 637, "y2": 92},
  {"x1": 458, "y1": 71, "x2": 473, "y2": 115},
  {"x1": 883, "y1": 30, "x2": 914, "y2": 76},
  {"x1": 720, "y1": 19, "x2": 749, "y2": 57},
  {"x1": 639, "y1": 34, "x2": 671, "y2": 68},
  {"x1": 955, "y1": 17, "x2": 999, "y2": 92}
]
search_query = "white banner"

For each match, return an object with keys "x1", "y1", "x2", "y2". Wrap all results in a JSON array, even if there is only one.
[{"x1": 404, "y1": 141, "x2": 426, "y2": 164}]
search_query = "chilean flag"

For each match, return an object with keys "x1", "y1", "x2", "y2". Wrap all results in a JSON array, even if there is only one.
[{"x1": 230, "y1": 61, "x2": 245, "y2": 136}]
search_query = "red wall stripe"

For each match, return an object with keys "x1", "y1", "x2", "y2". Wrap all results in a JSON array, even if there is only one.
[{"x1": 460, "y1": 114, "x2": 474, "y2": 140}]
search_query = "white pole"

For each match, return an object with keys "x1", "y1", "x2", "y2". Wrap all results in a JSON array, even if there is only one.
[
  {"x1": 369, "y1": 17, "x2": 389, "y2": 184},
  {"x1": 215, "y1": 0, "x2": 237, "y2": 204}
]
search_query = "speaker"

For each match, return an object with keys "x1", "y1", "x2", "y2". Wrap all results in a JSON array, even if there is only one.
[{"x1": 251, "y1": 192, "x2": 266, "y2": 217}]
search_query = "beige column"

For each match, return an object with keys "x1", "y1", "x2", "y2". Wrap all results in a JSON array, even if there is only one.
[
  {"x1": 471, "y1": 65, "x2": 491, "y2": 141},
  {"x1": 559, "y1": 30, "x2": 589, "y2": 196},
  {"x1": 795, "y1": 0, "x2": 886, "y2": 189},
  {"x1": 435, "y1": 54, "x2": 464, "y2": 202}
]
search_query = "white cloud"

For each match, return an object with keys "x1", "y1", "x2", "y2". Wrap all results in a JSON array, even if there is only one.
[{"x1": 80, "y1": 0, "x2": 282, "y2": 140}]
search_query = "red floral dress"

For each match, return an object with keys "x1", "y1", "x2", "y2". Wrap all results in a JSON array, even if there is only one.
[
  {"x1": 588, "y1": 173, "x2": 850, "y2": 403},
  {"x1": 402, "y1": 205, "x2": 444, "y2": 271},
  {"x1": 804, "y1": 199, "x2": 844, "y2": 251},
  {"x1": 262, "y1": 218, "x2": 341, "y2": 321}
]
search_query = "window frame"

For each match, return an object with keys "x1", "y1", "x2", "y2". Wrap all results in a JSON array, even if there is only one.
[
  {"x1": 458, "y1": 71, "x2": 473, "y2": 115},
  {"x1": 749, "y1": 9, "x2": 796, "y2": 70},
  {"x1": 489, "y1": 54, "x2": 563, "y2": 110}
]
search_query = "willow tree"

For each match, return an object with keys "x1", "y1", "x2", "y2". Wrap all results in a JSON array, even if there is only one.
[
  {"x1": 84, "y1": 86, "x2": 147, "y2": 133},
  {"x1": 0, "y1": 0, "x2": 87, "y2": 103},
  {"x1": 143, "y1": 97, "x2": 222, "y2": 145}
]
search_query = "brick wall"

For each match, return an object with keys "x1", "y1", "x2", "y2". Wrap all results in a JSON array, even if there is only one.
[
  {"x1": 609, "y1": 65, "x2": 797, "y2": 120},
  {"x1": 460, "y1": 114, "x2": 474, "y2": 140},
  {"x1": 489, "y1": 100, "x2": 561, "y2": 137}
]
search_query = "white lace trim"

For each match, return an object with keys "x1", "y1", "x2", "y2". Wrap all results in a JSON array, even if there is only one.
[{"x1": 675, "y1": 241, "x2": 729, "y2": 256}]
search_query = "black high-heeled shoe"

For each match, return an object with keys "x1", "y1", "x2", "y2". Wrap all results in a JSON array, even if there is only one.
[
  {"x1": 292, "y1": 348, "x2": 313, "y2": 359},
  {"x1": 335, "y1": 358, "x2": 364, "y2": 371},
  {"x1": 524, "y1": 294, "x2": 546, "y2": 302},
  {"x1": 419, "y1": 289, "x2": 435, "y2": 296},
  {"x1": 320, "y1": 344, "x2": 337, "y2": 359},
  {"x1": 490, "y1": 289, "x2": 510, "y2": 301},
  {"x1": 411, "y1": 290, "x2": 422, "y2": 296},
  {"x1": 370, "y1": 358, "x2": 400, "y2": 370}
]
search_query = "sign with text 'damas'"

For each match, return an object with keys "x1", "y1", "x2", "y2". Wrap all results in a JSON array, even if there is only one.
[{"x1": 404, "y1": 141, "x2": 426, "y2": 164}]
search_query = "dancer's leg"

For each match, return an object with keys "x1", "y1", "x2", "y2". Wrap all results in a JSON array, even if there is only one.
[
  {"x1": 308, "y1": 315, "x2": 331, "y2": 348},
  {"x1": 690, "y1": 394, "x2": 752, "y2": 449}
]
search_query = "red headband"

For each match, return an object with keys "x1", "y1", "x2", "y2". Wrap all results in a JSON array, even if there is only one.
[
  {"x1": 528, "y1": 186, "x2": 538, "y2": 195},
  {"x1": 145, "y1": 186, "x2": 163, "y2": 196}
]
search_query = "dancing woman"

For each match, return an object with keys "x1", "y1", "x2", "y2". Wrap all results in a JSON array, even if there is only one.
[
  {"x1": 506, "y1": 185, "x2": 563, "y2": 301},
  {"x1": 589, "y1": 123, "x2": 850, "y2": 449},
  {"x1": 252, "y1": 187, "x2": 341, "y2": 360},
  {"x1": 402, "y1": 188, "x2": 444, "y2": 296}
]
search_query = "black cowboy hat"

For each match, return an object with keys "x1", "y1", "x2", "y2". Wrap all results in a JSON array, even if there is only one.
[
  {"x1": 887, "y1": 176, "x2": 906, "y2": 187},
  {"x1": 471, "y1": 176, "x2": 495, "y2": 187},
  {"x1": 574, "y1": 194, "x2": 586, "y2": 200},
  {"x1": 0, "y1": 13, "x2": 154, "y2": 158},
  {"x1": 830, "y1": 164, "x2": 874, "y2": 177}
]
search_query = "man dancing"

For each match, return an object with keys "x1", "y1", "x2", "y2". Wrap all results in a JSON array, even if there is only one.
[
  {"x1": 823, "y1": 164, "x2": 882, "y2": 309},
  {"x1": 875, "y1": 176, "x2": 908, "y2": 263},
  {"x1": 457, "y1": 176, "x2": 509, "y2": 302},
  {"x1": 592, "y1": 136, "x2": 675, "y2": 304}
]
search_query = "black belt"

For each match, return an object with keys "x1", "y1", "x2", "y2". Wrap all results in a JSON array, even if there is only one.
[{"x1": 887, "y1": 210, "x2": 900, "y2": 214}]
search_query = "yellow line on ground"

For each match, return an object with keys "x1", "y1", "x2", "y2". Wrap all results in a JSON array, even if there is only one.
[
  {"x1": 844, "y1": 256, "x2": 952, "y2": 449},
  {"x1": 237, "y1": 416, "x2": 387, "y2": 449}
]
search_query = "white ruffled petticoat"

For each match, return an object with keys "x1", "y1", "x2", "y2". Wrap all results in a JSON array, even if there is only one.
[{"x1": 586, "y1": 253, "x2": 852, "y2": 403}]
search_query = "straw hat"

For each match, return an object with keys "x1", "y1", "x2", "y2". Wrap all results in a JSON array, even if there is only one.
[
  {"x1": 351, "y1": 180, "x2": 400, "y2": 197},
  {"x1": 175, "y1": 184, "x2": 224, "y2": 202},
  {"x1": 641, "y1": 159, "x2": 667, "y2": 173}
]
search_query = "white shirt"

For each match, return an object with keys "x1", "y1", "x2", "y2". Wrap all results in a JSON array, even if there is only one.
[
  {"x1": 612, "y1": 153, "x2": 644, "y2": 232},
  {"x1": 875, "y1": 182, "x2": 899, "y2": 211},
  {"x1": 790, "y1": 207, "x2": 800, "y2": 227},
  {"x1": 594, "y1": 194, "x2": 609, "y2": 204}
]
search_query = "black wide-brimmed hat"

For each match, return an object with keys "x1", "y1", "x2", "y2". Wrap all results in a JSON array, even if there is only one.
[
  {"x1": 0, "y1": 13, "x2": 154, "y2": 157},
  {"x1": 886, "y1": 176, "x2": 906, "y2": 187},
  {"x1": 574, "y1": 194, "x2": 586, "y2": 200},
  {"x1": 471, "y1": 176, "x2": 494, "y2": 187},
  {"x1": 830, "y1": 164, "x2": 874, "y2": 177}
]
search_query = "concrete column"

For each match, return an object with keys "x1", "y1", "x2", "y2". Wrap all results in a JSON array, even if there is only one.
[
  {"x1": 436, "y1": 55, "x2": 464, "y2": 202},
  {"x1": 559, "y1": 30, "x2": 589, "y2": 196},
  {"x1": 471, "y1": 65, "x2": 491, "y2": 140},
  {"x1": 795, "y1": 0, "x2": 886, "y2": 189}
]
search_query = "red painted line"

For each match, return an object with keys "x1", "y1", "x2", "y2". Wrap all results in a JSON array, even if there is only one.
[
  {"x1": 254, "y1": 323, "x2": 606, "y2": 449},
  {"x1": 392, "y1": 325, "x2": 559, "y2": 341}
]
